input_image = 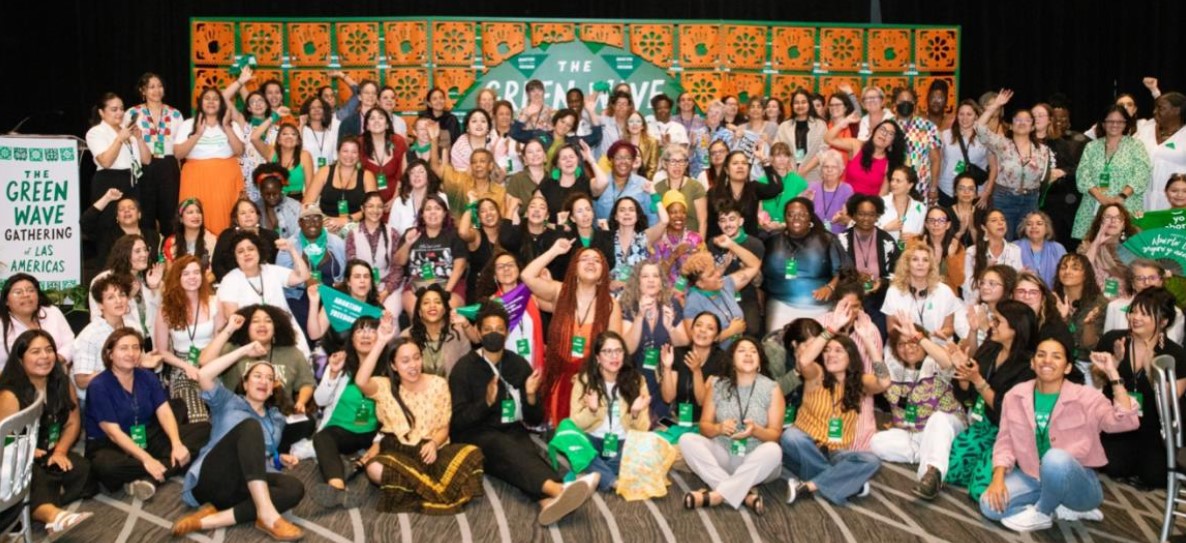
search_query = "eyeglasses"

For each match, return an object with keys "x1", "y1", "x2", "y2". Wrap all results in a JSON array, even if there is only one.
[
  {"x1": 600, "y1": 348, "x2": 625, "y2": 356},
  {"x1": 1014, "y1": 288, "x2": 1042, "y2": 298},
  {"x1": 979, "y1": 280, "x2": 1003, "y2": 289},
  {"x1": 875, "y1": 128, "x2": 896, "y2": 137},
  {"x1": 1102, "y1": 215, "x2": 1124, "y2": 223},
  {"x1": 495, "y1": 262, "x2": 518, "y2": 271},
  {"x1": 1134, "y1": 274, "x2": 1161, "y2": 285},
  {"x1": 667, "y1": 158, "x2": 688, "y2": 164},
  {"x1": 925, "y1": 217, "x2": 949, "y2": 225}
]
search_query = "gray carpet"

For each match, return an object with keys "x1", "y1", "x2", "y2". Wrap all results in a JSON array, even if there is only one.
[{"x1": 36, "y1": 440, "x2": 1172, "y2": 543}]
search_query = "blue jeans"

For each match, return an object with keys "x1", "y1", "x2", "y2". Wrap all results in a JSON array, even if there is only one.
[
  {"x1": 585, "y1": 435, "x2": 622, "y2": 492},
  {"x1": 991, "y1": 189, "x2": 1039, "y2": 241},
  {"x1": 780, "y1": 427, "x2": 881, "y2": 505},
  {"x1": 978, "y1": 449, "x2": 1103, "y2": 519}
]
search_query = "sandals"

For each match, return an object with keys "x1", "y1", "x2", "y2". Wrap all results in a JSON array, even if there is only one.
[
  {"x1": 683, "y1": 488, "x2": 712, "y2": 510},
  {"x1": 744, "y1": 490, "x2": 766, "y2": 516},
  {"x1": 46, "y1": 510, "x2": 93, "y2": 541}
]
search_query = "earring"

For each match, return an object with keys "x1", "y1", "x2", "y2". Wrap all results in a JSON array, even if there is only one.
[
  {"x1": 551, "y1": 167, "x2": 561, "y2": 179},
  {"x1": 574, "y1": 165, "x2": 585, "y2": 178}
]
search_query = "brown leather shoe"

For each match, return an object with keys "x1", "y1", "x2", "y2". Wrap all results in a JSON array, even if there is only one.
[
  {"x1": 255, "y1": 517, "x2": 304, "y2": 541},
  {"x1": 171, "y1": 504, "x2": 217, "y2": 537}
]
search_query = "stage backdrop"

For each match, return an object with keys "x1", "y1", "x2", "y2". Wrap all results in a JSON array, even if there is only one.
[{"x1": 189, "y1": 18, "x2": 959, "y2": 120}]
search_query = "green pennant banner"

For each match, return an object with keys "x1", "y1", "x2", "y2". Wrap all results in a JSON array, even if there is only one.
[
  {"x1": 1134, "y1": 208, "x2": 1186, "y2": 231},
  {"x1": 319, "y1": 285, "x2": 383, "y2": 333}
]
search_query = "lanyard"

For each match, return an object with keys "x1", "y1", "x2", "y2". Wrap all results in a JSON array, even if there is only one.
[
  {"x1": 911, "y1": 289, "x2": 929, "y2": 325},
  {"x1": 820, "y1": 184, "x2": 840, "y2": 223},
  {"x1": 735, "y1": 381, "x2": 757, "y2": 422},
  {"x1": 576, "y1": 297, "x2": 596, "y2": 327},
  {"x1": 247, "y1": 270, "x2": 265, "y2": 301},
  {"x1": 185, "y1": 299, "x2": 202, "y2": 345},
  {"x1": 129, "y1": 380, "x2": 140, "y2": 427},
  {"x1": 854, "y1": 231, "x2": 877, "y2": 275},
  {"x1": 702, "y1": 290, "x2": 737, "y2": 322},
  {"x1": 604, "y1": 382, "x2": 619, "y2": 431},
  {"x1": 483, "y1": 353, "x2": 514, "y2": 402}
]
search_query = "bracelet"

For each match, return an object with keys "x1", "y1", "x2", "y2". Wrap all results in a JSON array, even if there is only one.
[
  {"x1": 1120, "y1": 193, "x2": 1129, "y2": 200},
  {"x1": 975, "y1": 381, "x2": 990, "y2": 392},
  {"x1": 820, "y1": 328, "x2": 835, "y2": 340},
  {"x1": 1109, "y1": 378, "x2": 1123, "y2": 387}
]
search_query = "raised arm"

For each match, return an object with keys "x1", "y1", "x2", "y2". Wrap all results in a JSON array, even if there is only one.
[
  {"x1": 824, "y1": 113, "x2": 863, "y2": 156},
  {"x1": 521, "y1": 237, "x2": 571, "y2": 303},
  {"x1": 715, "y1": 234, "x2": 761, "y2": 290},
  {"x1": 355, "y1": 314, "x2": 397, "y2": 397}
]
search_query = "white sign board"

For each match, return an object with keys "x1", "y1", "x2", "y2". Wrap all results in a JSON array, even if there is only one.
[{"x1": 0, "y1": 136, "x2": 81, "y2": 290}]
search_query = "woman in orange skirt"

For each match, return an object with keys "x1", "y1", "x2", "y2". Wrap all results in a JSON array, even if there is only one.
[{"x1": 174, "y1": 87, "x2": 245, "y2": 236}]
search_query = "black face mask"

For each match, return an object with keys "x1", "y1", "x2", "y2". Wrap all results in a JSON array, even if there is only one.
[
  {"x1": 896, "y1": 101, "x2": 915, "y2": 117},
  {"x1": 481, "y1": 332, "x2": 507, "y2": 353}
]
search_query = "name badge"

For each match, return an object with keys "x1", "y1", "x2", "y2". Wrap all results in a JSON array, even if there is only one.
[
  {"x1": 420, "y1": 262, "x2": 436, "y2": 280},
  {"x1": 827, "y1": 417, "x2": 844, "y2": 444},
  {"x1": 904, "y1": 403, "x2": 918, "y2": 425},
  {"x1": 783, "y1": 405, "x2": 797, "y2": 426},
  {"x1": 337, "y1": 199, "x2": 350, "y2": 217},
  {"x1": 500, "y1": 398, "x2": 516, "y2": 424},
  {"x1": 602, "y1": 433, "x2": 620, "y2": 458},
  {"x1": 570, "y1": 336, "x2": 587, "y2": 358},
  {"x1": 130, "y1": 424, "x2": 149, "y2": 449},
  {"x1": 377, "y1": 173, "x2": 388, "y2": 190},
  {"x1": 643, "y1": 347, "x2": 659, "y2": 371},
  {"x1": 678, "y1": 403, "x2": 694, "y2": 427},
  {"x1": 187, "y1": 345, "x2": 200, "y2": 367},
  {"x1": 516, "y1": 338, "x2": 531, "y2": 357},
  {"x1": 730, "y1": 437, "x2": 749, "y2": 456},
  {"x1": 784, "y1": 259, "x2": 798, "y2": 279}
]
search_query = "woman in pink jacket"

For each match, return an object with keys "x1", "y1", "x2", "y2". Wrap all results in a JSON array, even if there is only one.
[{"x1": 979, "y1": 337, "x2": 1139, "y2": 532}]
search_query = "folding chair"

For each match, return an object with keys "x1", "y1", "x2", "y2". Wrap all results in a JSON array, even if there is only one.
[
  {"x1": 0, "y1": 392, "x2": 43, "y2": 543},
  {"x1": 1152, "y1": 354, "x2": 1184, "y2": 542}
]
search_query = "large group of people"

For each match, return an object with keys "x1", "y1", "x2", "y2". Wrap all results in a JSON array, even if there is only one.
[{"x1": 4, "y1": 69, "x2": 1184, "y2": 539}]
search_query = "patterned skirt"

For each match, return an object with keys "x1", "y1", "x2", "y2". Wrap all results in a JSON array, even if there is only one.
[
  {"x1": 371, "y1": 434, "x2": 485, "y2": 514},
  {"x1": 168, "y1": 363, "x2": 209, "y2": 423},
  {"x1": 945, "y1": 419, "x2": 998, "y2": 502}
]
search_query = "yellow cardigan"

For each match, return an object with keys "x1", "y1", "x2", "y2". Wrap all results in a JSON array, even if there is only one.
[{"x1": 569, "y1": 374, "x2": 652, "y2": 433}]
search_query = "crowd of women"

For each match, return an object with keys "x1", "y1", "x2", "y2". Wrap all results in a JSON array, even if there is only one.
[{"x1": 2, "y1": 70, "x2": 1183, "y2": 539}]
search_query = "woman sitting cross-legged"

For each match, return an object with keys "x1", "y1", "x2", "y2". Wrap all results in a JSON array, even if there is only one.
[
  {"x1": 170, "y1": 320, "x2": 306, "y2": 541},
  {"x1": 357, "y1": 314, "x2": 485, "y2": 513},
  {"x1": 0, "y1": 330, "x2": 96, "y2": 538},
  {"x1": 979, "y1": 338, "x2": 1138, "y2": 532},
  {"x1": 678, "y1": 336, "x2": 785, "y2": 514},
  {"x1": 780, "y1": 301, "x2": 889, "y2": 506}
]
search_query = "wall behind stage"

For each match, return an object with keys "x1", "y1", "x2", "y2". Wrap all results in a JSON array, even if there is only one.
[{"x1": 0, "y1": 0, "x2": 1181, "y2": 140}]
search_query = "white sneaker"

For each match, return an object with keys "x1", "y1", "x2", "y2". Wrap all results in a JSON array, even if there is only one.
[
  {"x1": 786, "y1": 478, "x2": 800, "y2": 504},
  {"x1": 577, "y1": 472, "x2": 602, "y2": 493},
  {"x1": 124, "y1": 480, "x2": 156, "y2": 501},
  {"x1": 856, "y1": 482, "x2": 871, "y2": 498},
  {"x1": 1002, "y1": 505, "x2": 1054, "y2": 532},
  {"x1": 1055, "y1": 505, "x2": 1104, "y2": 522}
]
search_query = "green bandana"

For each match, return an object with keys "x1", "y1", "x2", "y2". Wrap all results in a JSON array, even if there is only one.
[
  {"x1": 731, "y1": 230, "x2": 749, "y2": 245},
  {"x1": 691, "y1": 286, "x2": 721, "y2": 298},
  {"x1": 302, "y1": 229, "x2": 329, "y2": 270},
  {"x1": 410, "y1": 141, "x2": 431, "y2": 154},
  {"x1": 248, "y1": 116, "x2": 266, "y2": 127}
]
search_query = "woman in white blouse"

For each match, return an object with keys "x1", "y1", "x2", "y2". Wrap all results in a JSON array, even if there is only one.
[
  {"x1": 124, "y1": 73, "x2": 184, "y2": 237},
  {"x1": 877, "y1": 166, "x2": 927, "y2": 243},
  {"x1": 173, "y1": 87, "x2": 245, "y2": 236},
  {"x1": 386, "y1": 159, "x2": 448, "y2": 238},
  {"x1": 300, "y1": 96, "x2": 340, "y2": 175},
  {"x1": 1138, "y1": 92, "x2": 1186, "y2": 212},
  {"x1": 86, "y1": 92, "x2": 151, "y2": 233}
]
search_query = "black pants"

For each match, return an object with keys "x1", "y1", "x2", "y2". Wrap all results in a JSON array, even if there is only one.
[
  {"x1": 279, "y1": 418, "x2": 315, "y2": 454},
  {"x1": 86, "y1": 421, "x2": 210, "y2": 492},
  {"x1": 30, "y1": 451, "x2": 97, "y2": 510},
  {"x1": 90, "y1": 169, "x2": 138, "y2": 237},
  {"x1": 192, "y1": 420, "x2": 305, "y2": 522},
  {"x1": 312, "y1": 425, "x2": 376, "y2": 482},
  {"x1": 1101, "y1": 431, "x2": 1166, "y2": 488},
  {"x1": 139, "y1": 157, "x2": 181, "y2": 237},
  {"x1": 457, "y1": 426, "x2": 560, "y2": 501}
]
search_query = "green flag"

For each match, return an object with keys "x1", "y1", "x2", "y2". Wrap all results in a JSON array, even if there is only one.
[{"x1": 318, "y1": 285, "x2": 383, "y2": 333}]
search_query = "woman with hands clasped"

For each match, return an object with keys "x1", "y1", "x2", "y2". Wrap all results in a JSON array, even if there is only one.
[
  {"x1": 174, "y1": 87, "x2": 246, "y2": 235},
  {"x1": 620, "y1": 261, "x2": 689, "y2": 417},
  {"x1": 678, "y1": 337, "x2": 785, "y2": 514},
  {"x1": 781, "y1": 308, "x2": 888, "y2": 506},
  {"x1": 568, "y1": 332, "x2": 651, "y2": 492},
  {"x1": 170, "y1": 332, "x2": 306, "y2": 541},
  {"x1": 355, "y1": 315, "x2": 485, "y2": 513},
  {"x1": 978, "y1": 339, "x2": 1138, "y2": 532}
]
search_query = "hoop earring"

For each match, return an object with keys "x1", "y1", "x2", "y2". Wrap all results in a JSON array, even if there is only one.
[{"x1": 551, "y1": 167, "x2": 560, "y2": 180}]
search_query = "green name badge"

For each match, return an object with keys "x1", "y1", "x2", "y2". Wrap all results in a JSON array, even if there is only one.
[
  {"x1": 500, "y1": 398, "x2": 516, "y2": 424},
  {"x1": 46, "y1": 423, "x2": 61, "y2": 450},
  {"x1": 372, "y1": 266, "x2": 381, "y2": 285},
  {"x1": 643, "y1": 347, "x2": 659, "y2": 371},
  {"x1": 783, "y1": 404, "x2": 797, "y2": 425},
  {"x1": 823, "y1": 219, "x2": 833, "y2": 231},
  {"x1": 678, "y1": 402, "x2": 694, "y2": 427},
  {"x1": 784, "y1": 258, "x2": 798, "y2": 279},
  {"x1": 970, "y1": 396, "x2": 987, "y2": 423},
  {"x1": 1132, "y1": 391, "x2": 1144, "y2": 417},
  {"x1": 904, "y1": 403, "x2": 918, "y2": 425},
  {"x1": 863, "y1": 279, "x2": 874, "y2": 292},
  {"x1": 337, "y1": 198, "x2": 350, "y2": 217},
  {"x1": 420, "y1": 261, "x2": 436, "y2": 280},
  {"x1": 354, "y1": 402, "x2": 371, "y2": 425},
  {"x1": 954, "y1": 159, "x2": 966, "y2": 174},
  {"x1": 571, "y1": 336, "x2": 587, "y2": 358},
  {"x1": 130, "y1": 424, "x2": 148, "y2": 449},
  {"x1": 674, "y1": 276, "x2": 688, "y2": 292},
  {"x1": 1104, "y1": 278, "x2": 1120, "y2": 298},
  {"x1": 153, "y1": 139, "x2": 165, "y2": 157},
  {"x1": 733, "y1": 290, "x2": 742, "y2": 303},
  {"x1": 602, "y1": 433, "x2": 620, "y2": 458},
  {"x1": 377, "y1": 173, "x2": 388, "y2": 190},
  {"x1": 827, "y1": 417, "x2": 843, "y2": 444},
  {"x1": 317, "y1": 156, "x2": 327, "y2": 168},
  {"x1": 1099, "y1": 170, "x2": 1111, "y2": 188},
  {"x1": 187, "y1": 345, "x2": 200, "y2": 367},
  {"x1": 730, "y1": 437, "x2": 748, "y2": 456},
  {"x1": 516, "y1": 338, "x2": 531, "y2": 357}
]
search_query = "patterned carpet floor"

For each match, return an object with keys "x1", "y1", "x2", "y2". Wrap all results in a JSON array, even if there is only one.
[{"x1": 34, "y1": 435, "x2": 1173, "y2": 543}]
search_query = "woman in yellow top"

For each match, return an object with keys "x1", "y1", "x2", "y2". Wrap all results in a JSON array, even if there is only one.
[
  {"x1": 426, "y1": 122, "x2": 511, "y2": 221},
  {"x1": 781, "y1": 304, "x2": 890, "y2": 506},
  {"x1": 355, "y1": 314, "x2": 485, "y2": 514},
  {"x1": 568, "y1": 331, "x2": 651, "y2": 492}
]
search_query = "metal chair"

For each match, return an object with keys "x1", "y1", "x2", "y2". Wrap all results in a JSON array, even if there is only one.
[
  {"x1": 0, "y1": 392, "x2": 43, "y2": 543},
  {"x1": 1152, "y1": 354, "x2": 1183, "y2": 542}
]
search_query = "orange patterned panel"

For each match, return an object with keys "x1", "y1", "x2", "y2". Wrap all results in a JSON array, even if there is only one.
[
  {"x1": 770, "y1": 27, "x2": 815, "y2": 72},
  {"x1": 915, "y1": 75, "x2": 957, "y2": 114},
  {"x1": 723, "y1": 73, "x2": 766, "y2": 106},
  {"x1": 916, "y1": 29, "x2": 957, "y2": 71},
  {"x1": 679, "y1": 24, "x2": 720, "y2": 69},
  {"x1": 531, "y1": 23, "x2": 575, "y2": 48},
  {"x1": 336, "y1": 69, "x2": 378, "y2": 104},
  {"x1": 288, "y1": 23, "x2": 331, "y2": 66},
  {"x1": 336, "y1": 22, "x2": 379, "y2": 66},
  {"x1": 387, "y1": 68, "x2": 430, "y2": 112},
  {"x1": 192, "y1": 68, "x2": 233, "y2": 107},
  {"x1": 243, "y1": 70, "x2": 283, "y2": 95},
  {"x1": 869, "y1": 76, "x2": 909, "y2": 99},
  {"x1": 290, "y1": 70, "x2": 330, "y2": 108},
  {"x1": 240, "y1": 22, "x2": 283, "y2": 66},
  {"x1": 192, "y1": 21, "x2": 235, "y2": 65},
  {"x1": 630, "y1": 24, "x2": 673, "y2": 68},
  {"x1": 867, "y1": 29, "x2": 910, "y2": 72},
  {"x1": 770, "y1": 75, "x2": 816, "y2": 104},
  {"x1": 819, "y1": 28, "x2": 863, "y2": 73},
  {"x1": 680, "y1": 72, "x2": 722, "y2": 113},
  {"x1": 722, "y1": 25, "x2": 765, "y2": 71},
  {"x1": 384, "y1": 22, "x2": 428, "y2": 65},
  {"x1": 818, "y1": 76, "x2": 862, "y2": 96},
  {"x1": 580, "y1": 23, "x2": 624, "y2": 49},
  {"x1": 482, "y1": 22, "x2": 526, "y2": 68},
  {"x1": 434, "y1": 69, "x2": 477, "y2": 108},
  {"x1": 433, "y1": 22, "x2": 476, "y2": 67}
]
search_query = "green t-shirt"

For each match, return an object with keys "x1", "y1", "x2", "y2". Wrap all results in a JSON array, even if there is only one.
[
  {"x1": 758, "y1": 171, "x2": 809, "y2": 222},
  {"x1": 325, "y1": 380, "x2": 378, "y2": 433},
  {"x1": 1034, "y1": 390, "x2": 1060, "y2": 460}
]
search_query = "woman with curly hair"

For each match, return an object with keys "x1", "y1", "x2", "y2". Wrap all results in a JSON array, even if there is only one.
[
  {"x1": 620, "y1": 261, "x2": 689, "y2": 416},
  {"x1": 89, "y1": 233, "x2": 163, "y2": 339},
  {"x1": 154, "y1": 255, "x2": 226, "y2": 423},
  {"x1": 211, "y1": 196, "x2": 279, "y2": 282},
  {"x1": 395, "y1": 193, "x2": 469, "y2": 316},
  {"x1": 387, "y1": 158, "x2": 448, "y2": 238},
  {"x1": 522, "y1": 238, "x2": 622, "y2": 425}
]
